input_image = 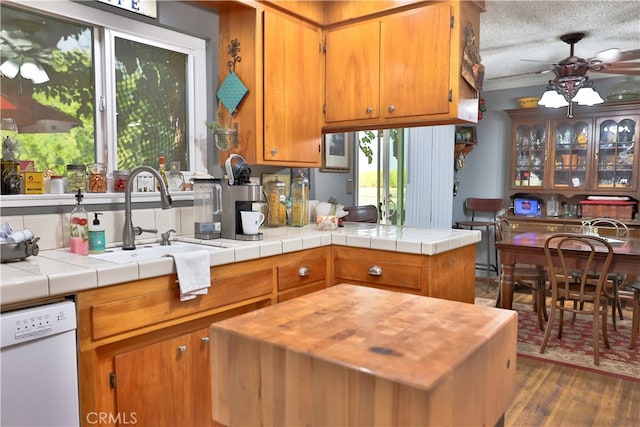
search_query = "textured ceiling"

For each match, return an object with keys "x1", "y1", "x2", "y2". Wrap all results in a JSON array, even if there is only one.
[{"x1": 479, "y1": 0, "x2": 640, "y2": 92}]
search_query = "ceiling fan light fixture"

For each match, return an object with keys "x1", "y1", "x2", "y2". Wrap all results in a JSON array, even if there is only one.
[
  {"x1": 573, "y1": 86, "x2": 605, "y2": 106},
  {"x1": 538, "y1": 85, "x2": 569, "y2": 108}
]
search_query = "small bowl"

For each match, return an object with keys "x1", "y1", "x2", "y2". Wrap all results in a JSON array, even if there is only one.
[{"x1": 518, "y1": 97, "x2": 540, "y2": 108}]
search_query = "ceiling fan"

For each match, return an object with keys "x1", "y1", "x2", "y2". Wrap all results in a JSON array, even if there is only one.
[{"x1": 489, "y1": 32, "x2": 640, "y2": 81}]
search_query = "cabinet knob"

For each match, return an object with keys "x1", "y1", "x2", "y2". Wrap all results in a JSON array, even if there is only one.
[
  {"x1": 201, "y1": 336, "x2": 210, "y2": 344},
  {"x1": 298, "y1": 266, "x2": 310, "y2": 277},
  {"x1": 388, "y1": 105, "x2": 395, "y2": 113},
  {"x1": 177, "y1": 345, "x2": 187, "y2": 353},
  {"x1": 366, "y1": 106, "x2": 373, "y2": 114},
  {"x1": 270, "y1": 147, "x2": 278, "y2": 156},
  {"x1": 368, "y1": 265, "x2": 383, "y2": 276}
]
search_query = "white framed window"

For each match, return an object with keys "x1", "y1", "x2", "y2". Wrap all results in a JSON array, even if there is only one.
[{"x1": 1, "y1": 0, "x2": 207, "y2": 177}]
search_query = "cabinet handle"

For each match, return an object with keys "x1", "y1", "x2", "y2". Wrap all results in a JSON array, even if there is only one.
[
  {"x1": 201, "y1": 336, "x2": 210, "y2": 344},
  {"x1": 368, "y1": 265, "x2": 383, "y2": 276},
  {"x1": 270, "y1": 147, "x2": 278, "y2": 156},
  {"x1": 177, "y1": 345, "x2": 187, "y2": 353},
  {"x1": 388, "y1": 105, "x2": 395, "y2": 113},
  {"x1": 298, "y1": 266, "x2": 310, "y2": 277},
  {"x1": 366, "y1": 106, "x2": 373, "y2": 114}
]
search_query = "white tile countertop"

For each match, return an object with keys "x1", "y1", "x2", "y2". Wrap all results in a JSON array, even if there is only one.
[{"x1": 0, "y1": 224, "x2": 480, "y2": 306}]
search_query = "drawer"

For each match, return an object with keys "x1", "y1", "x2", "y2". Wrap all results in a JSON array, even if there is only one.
[
  {"x1": 88, "y1": 261, "x2": 274, "y2": 341},
  {"x1": 333, "y1": 247, "x2": 422, "y2": 290},
  {"x1": 278, "y1": 256, "x2": 327, "y2": 291}
]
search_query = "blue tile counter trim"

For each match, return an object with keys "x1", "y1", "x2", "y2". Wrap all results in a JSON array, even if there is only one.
[{"x1": 0, "y1": 224, "x2": 480, "y2": 305}]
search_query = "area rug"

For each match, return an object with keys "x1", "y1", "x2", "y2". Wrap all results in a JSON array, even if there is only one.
[{"x1": 475, "y1": 297, "x2": 640, "y2": 382}]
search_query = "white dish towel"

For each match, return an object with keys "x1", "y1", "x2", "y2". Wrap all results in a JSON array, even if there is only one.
[{"x1": 170, "y1": 250, "x2": 211, "y2": 301}]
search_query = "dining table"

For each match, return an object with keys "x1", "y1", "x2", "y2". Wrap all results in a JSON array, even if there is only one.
[{"x1": 496, "y1": 231, "x2": 640, "y2": 310}]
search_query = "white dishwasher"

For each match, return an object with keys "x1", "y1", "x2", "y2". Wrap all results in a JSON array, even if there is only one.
[{"x1": 1, "y1": 300, "x2": 80, "y2": 426}]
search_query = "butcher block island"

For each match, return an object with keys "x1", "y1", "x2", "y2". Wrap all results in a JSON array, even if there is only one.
[{"x1": 210, "y1": 284, "x2": 518, "y2": 427}]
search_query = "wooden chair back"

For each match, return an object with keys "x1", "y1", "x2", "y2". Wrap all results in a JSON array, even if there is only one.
[
  {"x1": 542, "y1": 233, "x2": 614, "y2": 365},
  {"x1": 581, "y1": 217, "x2": 629, "y2": 241},
  {"x1": 544, "y1": 233, "x2": 614, "y2": 305},
  {"x1": 464, "y1": 198, "x2": 504, "y2": 221}
]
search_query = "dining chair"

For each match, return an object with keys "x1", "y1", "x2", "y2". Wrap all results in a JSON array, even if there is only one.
[
  {"x1": 626, "y1": 281, "x2": 640, "y2": 350},
  {"x1": 342, "y1": 205, "x2": 379, "y2": 223},
  {"x1": 495, "y1": 218, "x2": 548, "y2": 330},
  {"x1": 455, "y1": 198, "x2": 504, "y2": 291},
  {"x1": 541, "y1": 233, "x2": 614, "y2": 366},
  {"x1": 577, "y1": 217, "x2": 629, "y2": 330}
]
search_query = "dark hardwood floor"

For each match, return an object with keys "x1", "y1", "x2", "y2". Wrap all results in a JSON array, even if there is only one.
[{"x1": 475, "y1": 281, "x2": 639, "y2": 427}]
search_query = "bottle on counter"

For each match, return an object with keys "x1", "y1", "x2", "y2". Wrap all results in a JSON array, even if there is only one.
[
  {"x1": 88, "y1": 213, "x2": 105, "y2": 254},
  {"x1": 291, "y1": 169, "x2": 309, "y2": 227},
  {"x1": 157, "y1": 156, "x2": 168, "y2": 190},
  {"x1": 70, "y1": 189, "x2": 89, "y2": 255}
]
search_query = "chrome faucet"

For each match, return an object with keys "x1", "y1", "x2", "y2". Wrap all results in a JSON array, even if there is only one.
[{"x1": 122, "y1": 165, "x2": 173, "y2": 250}]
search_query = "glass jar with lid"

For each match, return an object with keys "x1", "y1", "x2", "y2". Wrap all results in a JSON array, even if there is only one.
[
  {"x1": 291, "y1": 169, "x2": 309, "y2": 227},
  {"x1": 113, "y1": 170, "x2": 129, "y2": 192},
  {"x1": 87, "y1": 162, "x2": 107, "y2": 193},
  {"x1": 66, "y1": 164, "x2": 86, "y2": 193},
  {"x1": 266, "y1": 178, "x2": 286, "y2": 227}
]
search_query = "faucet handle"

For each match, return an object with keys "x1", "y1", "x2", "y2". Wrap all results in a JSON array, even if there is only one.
[
  {"x1": 133, "y1": 226, "x2": 158, "y2": 236},
  {"x1": 160, "y1": 229, "x2": 176, "y2": 246}
]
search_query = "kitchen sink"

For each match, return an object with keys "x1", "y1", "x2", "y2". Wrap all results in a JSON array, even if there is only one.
[{"x1": 89, "y1": 241, "x2": 226, "y2": 264}]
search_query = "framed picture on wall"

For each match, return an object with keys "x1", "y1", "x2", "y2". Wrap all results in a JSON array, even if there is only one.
[{"x1": 322, "y1": 132, "x2": 351, "y2": 172}]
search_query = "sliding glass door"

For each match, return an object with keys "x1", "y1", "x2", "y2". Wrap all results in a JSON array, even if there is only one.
[{"x1": 356, "y1": 129, "x2": 406, "y2": 225}]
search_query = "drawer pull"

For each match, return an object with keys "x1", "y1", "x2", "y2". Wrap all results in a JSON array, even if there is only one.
[
  {"x1": 177, "y1": 345, "x2": 187, "y2": 353},
  {"x1": 298, "y1": 266, "x2": 310, "y2": 277},
  {"x1": 366, "y1": 106, "x2": 373, "y2": 114},
  {"x1": 201, "y1": 336, "x2": 210, "y2": 344},
  {"x1": 368, "y1": 265, "x2": 383, "y2": 276}
]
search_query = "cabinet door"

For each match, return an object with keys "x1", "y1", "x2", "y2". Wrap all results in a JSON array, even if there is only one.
[
  {"x1": 114, "y1": 334, "x2": 194, "y2": 426},
  {"x1": 191, "y1": 327, "x2": 215, "y2": 427},
  {"x1": 325, "y1": 20, "x2": 380, "y2": 122},
  {"x1": 263, "y1": 10, "x2": 322, "y2": 164},
  {"x1": 380, "y1": 3, "x2": 451, "y2": 118},
  {"x1": 550, "y1": 118, "x2": 591, "y2": 190},
  {"x1": 512, "y1": 121, "x2": 548, "y2": 189},
  {"x1": 594, "y1": 115, "x2": 639, "y2": 191}
]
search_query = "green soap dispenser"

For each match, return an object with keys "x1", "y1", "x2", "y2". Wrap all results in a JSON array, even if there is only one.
[{"x1": 88, "y1": 212, "x2": 105, "y2": 254}]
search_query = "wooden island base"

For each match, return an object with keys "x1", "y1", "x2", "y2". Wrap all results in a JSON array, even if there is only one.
[{"x1": 210, "y1": 284, "x2": 517, "y2": 426}]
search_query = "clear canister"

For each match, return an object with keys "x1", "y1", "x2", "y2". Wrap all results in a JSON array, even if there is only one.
[
  {"x1": 66, "y1": 164, "x2": 86, "y2": 193},
  {"x1": 291, "y1": 169, "x2": 309, "y2": 227},
  {"x1": 87, "y1": 162, "x2": 107, "y2": 193},
  {"x1": 113, "y1": 170, "x2": 129, "y2": 193},
  {"x1": 266, "y1": 179, "x2": 286, "y2": 227}
]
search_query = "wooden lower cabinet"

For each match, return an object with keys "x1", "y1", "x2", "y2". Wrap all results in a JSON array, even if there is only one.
[
  {"x1": 77, "y1": 257, "x2": 276, "y2": 427},
  {"x1": 502, "y1": 214, "x2": 640, "y2": 237},
  {"x1": 332, "y1": 245, "x2": 476, "y2": 303},
  {"x1": 77, "y1": 244, "x2": 476, "y2": 424},
  {"x1": 113, "y1": 328, "x2": 211, "y2": 426}
]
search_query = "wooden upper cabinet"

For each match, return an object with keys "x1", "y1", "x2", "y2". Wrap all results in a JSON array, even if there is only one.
[
  {"x1": 380, "y1": 3, "x2": 451, "y2": 119},
  {"x1": 216, "y1": 3, "x2": 322, "y2": 167},
  {"x1": 263, "y1": 9, "x2": 323, "y2": 164},
  {"x1": 323, "y1": 1, "x2": 481, "y2": 131},
  {"x1": 325, "y1": 20, "x2": 380, "y2": 122}
]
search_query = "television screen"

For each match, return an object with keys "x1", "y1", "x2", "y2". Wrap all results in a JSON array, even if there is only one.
[{"x1": 514, "y1": 198, "x2": 540, "y2": 216}]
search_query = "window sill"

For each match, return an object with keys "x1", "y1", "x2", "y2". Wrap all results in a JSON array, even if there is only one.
[{"x1": 0, "y1": 191, "x2": 194, "y2": 208}]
